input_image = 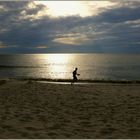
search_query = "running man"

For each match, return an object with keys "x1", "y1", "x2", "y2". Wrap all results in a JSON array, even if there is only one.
[{"x1": 71, "y1": 67, "x2": 80, "y2": 84}]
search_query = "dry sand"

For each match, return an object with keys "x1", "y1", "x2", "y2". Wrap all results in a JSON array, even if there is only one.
[{"x1": 0, "y1": 80, "x2": 140, "y2": 138}]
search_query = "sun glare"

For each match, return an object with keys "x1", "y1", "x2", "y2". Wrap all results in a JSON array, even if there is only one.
[
  {"x1": 46, "y1": 54, "x2": 72, "y2": 79},
  {"x1": 35, "y1": 1, "x2": 116, "y2": 18},
  {"x1": 47, "y1": 54, "x2": 70, "y2": 64},
  {"x1": 35, "y1": 1, "x2": 91, "y2": 17}
]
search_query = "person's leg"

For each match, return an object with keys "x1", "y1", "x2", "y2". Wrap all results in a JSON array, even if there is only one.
[
  {"x1": 71, "y1": 76, "x2": 75, "y2": 85},
  {"x1": 71, "y1": 75, "x2": 78, "y2": 85},
  {"x1": 74, "y1": 76, "x2": 78, "y2": 83}
]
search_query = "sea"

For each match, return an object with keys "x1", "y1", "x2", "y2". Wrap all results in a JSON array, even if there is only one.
[{"x1": 0, "y1": 53, "x2": 140, "y2": 81}]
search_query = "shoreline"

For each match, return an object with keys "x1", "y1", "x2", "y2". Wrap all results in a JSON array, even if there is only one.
[
  {"x1": 1, "y1": 79, "x2": 140, "y2": 87},
  {"x1": 2, "y1": 77, "x2": 140, "y2": 84}
]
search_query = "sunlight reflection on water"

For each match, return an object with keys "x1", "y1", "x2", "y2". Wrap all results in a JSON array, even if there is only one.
[{"x1": 0, "y1": 53, "x2": 140, "y2": 81}]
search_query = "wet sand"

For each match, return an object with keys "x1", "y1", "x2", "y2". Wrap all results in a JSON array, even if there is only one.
[{"x1": 0, "y1": 80, "x2": 140, "y2": 138}]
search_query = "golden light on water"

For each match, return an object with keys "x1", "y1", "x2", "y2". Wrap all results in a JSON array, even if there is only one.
[
  {"x1": 46, "y1": 54, "x2": 69, "y2": 64},
  {"x1": 45, "y1": 54, "x2": 73, "y2": 79}
]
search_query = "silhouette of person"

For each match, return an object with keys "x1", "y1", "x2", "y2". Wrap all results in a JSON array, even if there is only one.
[{"x1": 71, "y1": 67, "x2": 80, "y2": 84}]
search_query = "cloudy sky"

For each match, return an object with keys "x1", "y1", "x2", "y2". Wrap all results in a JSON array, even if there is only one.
[{"x1": 0, "y1": 1, "x2": 140, "y2": 53}]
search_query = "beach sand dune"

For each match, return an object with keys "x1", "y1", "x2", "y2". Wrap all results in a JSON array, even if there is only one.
[{"x1": 0, "y1": 80, "x2": 140, "y2": 138}]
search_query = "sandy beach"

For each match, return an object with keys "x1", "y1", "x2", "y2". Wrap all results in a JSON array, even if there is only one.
[{"x1": 0, "y1": 80, "x2": 140, "y2": 138}]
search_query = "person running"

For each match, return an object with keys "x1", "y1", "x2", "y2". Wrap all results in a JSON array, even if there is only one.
[{"x1": 71, "y1": 67, "x2": 80, "y2": 85}]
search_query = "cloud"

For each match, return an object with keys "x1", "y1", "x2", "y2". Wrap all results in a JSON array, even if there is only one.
[
  {"x1": 53, "y1": 35, "x2": 90, "y2": 45},
  {"x1": 0, "y1": 1, "x2": 140, "y2": 53},
  {"x1": 0, "y1": 41, "x2": 6, "y2": 48},
  {"x1": 34, "y1": 1, "x2": 117, "y2": 17}
]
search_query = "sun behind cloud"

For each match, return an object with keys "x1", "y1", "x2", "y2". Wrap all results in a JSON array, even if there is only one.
[
  {"x1": 35, "y1": 1, "x2": 116, "y2": 18},
  {"x1": 35, "y1": 1, "x2": 91, "y2": 17}
]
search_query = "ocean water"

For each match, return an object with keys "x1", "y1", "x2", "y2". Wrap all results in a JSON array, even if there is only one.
[{"x1": 0, "y1": 53, "x2": 140, "y2": 81}]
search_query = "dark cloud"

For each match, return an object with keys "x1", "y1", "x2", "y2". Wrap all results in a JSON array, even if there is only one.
[
  {"x1": 98, "y1": 7, "x2": 140, "y2": 23},
  {"x1": 0, "y1": 1, "x2": 140, "y2": 53}
]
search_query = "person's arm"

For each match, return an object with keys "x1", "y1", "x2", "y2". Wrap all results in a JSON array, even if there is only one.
[{"x1": 77, "y1": 72, "x2": 80, "y2": 76}]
